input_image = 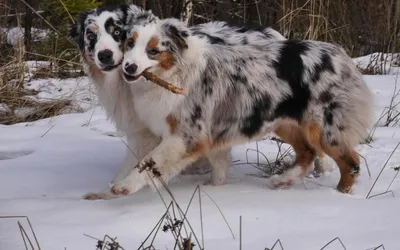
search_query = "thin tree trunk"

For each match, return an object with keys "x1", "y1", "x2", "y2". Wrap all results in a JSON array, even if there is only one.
[
  {"x1": 24, "y1": 0, "x2": 33, "y2": 57},
  {"x1": 181, "y1": 0, "x2": 193, "y2": 24}
]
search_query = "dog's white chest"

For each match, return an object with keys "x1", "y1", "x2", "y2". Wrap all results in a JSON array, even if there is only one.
[{"x1": 133, "y1": 89, "x2": 178, "y2": 137}]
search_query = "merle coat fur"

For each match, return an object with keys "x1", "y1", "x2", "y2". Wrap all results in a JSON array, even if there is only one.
[{"x1": 115, "y1": 18, "x2": 373, "y2": 195}]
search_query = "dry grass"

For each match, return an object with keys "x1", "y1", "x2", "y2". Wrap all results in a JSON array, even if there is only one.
[
  {"x1": 0, "y1": 5, "x2": 84, "y2": 125},
  {"x1": 0, "y1": 50, "x2": 78, "y2": 125},
  {"x1": 0, "y1": 83, "x2": 72, "y2": 125}
]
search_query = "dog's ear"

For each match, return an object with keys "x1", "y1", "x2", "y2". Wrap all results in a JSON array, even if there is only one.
[
  {"x1": 68, "y1": 11, "x2": 88, "y2": 51},
  {"x1": 162, "y1": 19, "x2": 189, "y2": 51},
  {"x1": 125, "y1": 4, "x2": 158, "y2": 28}
]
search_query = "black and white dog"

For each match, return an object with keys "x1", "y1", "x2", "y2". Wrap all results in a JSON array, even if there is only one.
[
  {"x1": 69, "y1": 4, "x2": 161, "y2": 200},
  {"x1": 68, "y1": 4, "x2": 289, "y2": 199},
  {"x1": 114, "y1": 18, "x2": 373, "y2": 195}
]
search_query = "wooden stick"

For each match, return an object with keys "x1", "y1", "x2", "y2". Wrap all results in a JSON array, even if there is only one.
[{"x1": 142, "y1": 71, "x2": 185, "y2": 95}]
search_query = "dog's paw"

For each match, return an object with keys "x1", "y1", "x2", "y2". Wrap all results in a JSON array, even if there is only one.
[
  {"x1": 270, "y1": 175, "x2": 294, "y2": 188},
  {"x1": 110, "y1": 182, "x2": 131, "y2": 196},
  {"x1": 82, "y1": 192, "x2": 111, "y2": 200},
  {"x1": 203, "y1": 177, "x2": 227, "y2": 186},
  {"x1": 269, "y1": 166, "x2": 303, "y2": 189}
]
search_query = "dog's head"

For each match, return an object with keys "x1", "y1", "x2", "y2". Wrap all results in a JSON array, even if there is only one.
[
  {"x1": 69, "y1": 4, "x2": 129, "y2": 73},
  {"x1": 122, "y1": 18, "x2": 190, "y2": 83},
  {"x1": 69, "y1": 4, "x2": 157, "y2": 74}
]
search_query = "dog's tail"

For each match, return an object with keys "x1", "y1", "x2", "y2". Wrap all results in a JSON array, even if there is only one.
[{"x1": 321, "y1": 56, "x2": 374, "y2": 150}]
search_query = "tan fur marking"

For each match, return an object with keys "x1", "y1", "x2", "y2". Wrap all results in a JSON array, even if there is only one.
[
  {"x1": 132, "y1": 32, "x2": 139, "y2": 41},
  {"x1": 321, "y1": 144, "x2": 360, "y2": 193},
  {"x1": 124, "y1": 32, "x2": 139, "y2": 52},
  {"x1": 157, "y1": 51, "x2": 176, "y2": 70},
  {"x1": 274, "y1": 119, "x2": 316, "y2": 177},
  {"x1": 277, "y1": 120, "x2": 361, "y2": 193},
  {"x1": 147, "y1": 36, "x2": 159, "y2": 50},
  {"x1": 89, "y1": 24, "x2": 97, "y2": 32},
  {"x1": 166, "y1": 115, "x2": 178, "y2": 134},
  {"x1": 146, "y1": 36, "x2": 176, "y2": 71},
  {"x1": 187, "y1": 140, "x2": 211, "y2": 157},
  {"x1": 302, "y1": 122, "x2": 324, "y2": 157}
]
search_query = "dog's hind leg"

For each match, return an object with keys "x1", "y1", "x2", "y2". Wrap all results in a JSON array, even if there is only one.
[
  {"x1": 270, "y1": 120, "x2": 317, "y2": 188},
  {"x1": 204, "y1": 148, "x2": 231, "y2": 186},
  {"x1": 320, "y1": 142, "x2": 360, "y2": 193},
  {"x1": 303, "y1": 122, "x2": 336, "y2": 177},
  {"x1": 313, "y1": 153, "x2": 336, "y2": 177}
]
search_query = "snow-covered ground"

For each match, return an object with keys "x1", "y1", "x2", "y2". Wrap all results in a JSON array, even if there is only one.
[
  {"x1": 354, "y1": 53, "x2": 400, "y2": 75},
  {"x1": 1, "y1": 72, "x2": 400, "y2": 249}
]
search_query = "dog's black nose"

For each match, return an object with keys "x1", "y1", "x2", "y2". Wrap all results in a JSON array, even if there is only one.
[
  {"x1": 98, "y1": 49, "x2": 113, "y2": 64},
  {"x1": 124, "y1": 63, "x2": 138, "y2": 75}
]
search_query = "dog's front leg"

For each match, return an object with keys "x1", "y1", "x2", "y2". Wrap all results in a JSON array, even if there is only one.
[
  {"x1": 110, "y1": 135, "x2": 202, "y2": 196},
  {"x1": 83, "y1": 128, "x2": 161, "y2": 200}
]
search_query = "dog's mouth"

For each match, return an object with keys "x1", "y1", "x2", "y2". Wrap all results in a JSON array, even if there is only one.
[
  {"x1": 101, "y1": 62, "x2": 121, "y2": 72},
  {"x1": 123, "y1": 72, "x2": 141, "y2": 82}
]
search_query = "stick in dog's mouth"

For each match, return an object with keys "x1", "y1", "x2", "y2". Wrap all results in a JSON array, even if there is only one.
[{"x1": 141, "y1": 70, "x2": 185, "y2": 95}]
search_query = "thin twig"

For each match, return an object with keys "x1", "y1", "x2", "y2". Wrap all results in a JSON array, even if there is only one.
[
  {"x1": 320, "y1": 237, "x2": 347, "y2": 250},
  {"x1": 173, "y1": 186, "x2": 201, "y2": 250},
  {"x1": 198, "y1": 187, "x2": 204, "y2": 249},
  {"x1": 357, "y1": 152, "x2": 371, "y2": 178},
  {"x1": 239, "y1": 216, "x2": 242, "y2": 250},
  {"x1": 0, "y1": 216, "x2": 41, "y2": 250},
  {"x1": 83, "y1": 107, "x2": 97, "y2": 127},
  {"x1": 142, "y1": 71, "x2": 185, "y2": 95},
  {"x1": 25, "y1": 52, "x2": 81, "y2": 66},
  {"x1": 57, "y1": 0, "x2": 75, "y2": 23},
  {"x1": 18, "y1": 223, "x2": 29, "y2": 250},
  {"x1": 366, "y1": 142, "x2": 400, "y2": 199},
  {"x1": 265, "y1": 239, "x2": 285, "y2": 250},
  {"x1": 18, "y1": 221, "x2": 36, "y2": 250},
  {"x1": 200, "y1": 188, "x2": 236, "y2": 239},
  {"x1": 40, "y1": 125, "x2": 55, "y2": 138},
  {"x1": 136, "y1": 203, "x2": 172, "y2": 250}
]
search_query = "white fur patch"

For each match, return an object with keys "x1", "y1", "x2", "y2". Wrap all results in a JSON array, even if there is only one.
[
  {"x1": 91, "y1": 12, "x2": 123, "y2": 67},
  {"x1": 317, "y1": 155, "x2": 337, "y2": 173},
  {"x1": 110, "y1": 168, "x2": 149, "y2": 195},
  {"x1": 270, "y1": 165, "x2": 304, "y2": 187},
  {"x1": 123, "y1": 24, "x2": 159, "y2": 76}
]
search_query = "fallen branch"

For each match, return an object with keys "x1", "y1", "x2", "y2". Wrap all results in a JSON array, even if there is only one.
[{"x1": 142, "y1": 71, "x2": 185, "y2": 95}]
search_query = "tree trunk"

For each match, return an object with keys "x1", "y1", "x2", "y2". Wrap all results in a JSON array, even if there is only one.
[
  {"x1": 181, "y1": 0, "x2": 193, "y2": 24},
  {"x1": 24, "y1": 0, "x2": 33, "y2": 56}
]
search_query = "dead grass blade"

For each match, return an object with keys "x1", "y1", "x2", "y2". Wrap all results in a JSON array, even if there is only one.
[
  {"x1": 320, "y1": 237, "x2": 347, "y2": 250},
  {"x1": 366, "y1": 142, "x2": 400, "y2": 199},
  {"x1": 0, "y1": 216, "x2": 41, "y2": 250}
]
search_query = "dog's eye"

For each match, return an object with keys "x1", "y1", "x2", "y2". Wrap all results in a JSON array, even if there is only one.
[
  {"x1": 126, "y1": 38, "x2": 135, "y2": 49},
  {"x1": 87, "y1": 34, "x2": 95, "y2": 40},
  {"x1": 147, "y1": 48, "x2": 160, "y2": 56},
  {"x1": 114, "y1": 30, "x2": 121, "y2": 36}
]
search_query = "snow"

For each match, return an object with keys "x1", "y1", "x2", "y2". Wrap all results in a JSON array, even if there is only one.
[
  {"x1": 354, "y1": 53, "x2": 400, "y2": 75},
  {"x1": 1, "y1": 74, "x2": 400, "y2": 249},
  {"x1": 24, "y1": 76, "x2": 97, "y2": 111}
]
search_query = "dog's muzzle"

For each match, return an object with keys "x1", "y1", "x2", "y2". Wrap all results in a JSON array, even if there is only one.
[{"x1": 123, "y1": 63, "x2": 141, "y2": 82}]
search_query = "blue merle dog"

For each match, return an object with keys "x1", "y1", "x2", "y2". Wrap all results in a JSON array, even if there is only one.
[{"x1": 113, "y1": 17, "x2": 373, "y2": 195}]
